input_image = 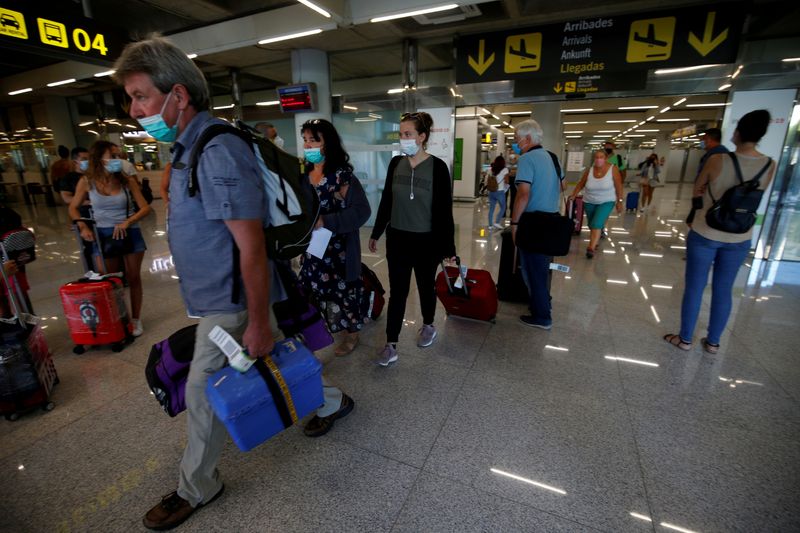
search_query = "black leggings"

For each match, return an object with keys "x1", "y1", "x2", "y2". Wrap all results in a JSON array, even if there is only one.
[{"x1": 385, "y1": 228, "x2": 439, "y2": 343}]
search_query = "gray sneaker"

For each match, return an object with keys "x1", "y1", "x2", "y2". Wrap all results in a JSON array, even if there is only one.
[
  {"x1": 376, "y1": 344, "x2": 398, "y2": 366},
  {"x1": 417, "y1": 324, "x2": 438, "y2": 347}
]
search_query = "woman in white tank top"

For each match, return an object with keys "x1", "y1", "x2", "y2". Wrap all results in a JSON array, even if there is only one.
[
  {"x1": 568, "y1": 150, "x2": 623, "y2": 258},
  {"x1": 665, "y1": 109, "x2": 776, "y2": 354}
]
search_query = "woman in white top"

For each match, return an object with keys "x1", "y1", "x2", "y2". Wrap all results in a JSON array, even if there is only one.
[
  {"x1": 665, "y1": 109, "x2": 775, "y2": 354},
  {"x1": 568, "y1": 149, "x2": 623, "y2": 258},
  {"x1": 487, "y1": 155, "x2": 509, "y2": 229}
]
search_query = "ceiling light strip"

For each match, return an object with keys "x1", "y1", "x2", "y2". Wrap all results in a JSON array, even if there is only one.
[{"x1": 370, "y1": 4, "x2": 458, "y2": 23}]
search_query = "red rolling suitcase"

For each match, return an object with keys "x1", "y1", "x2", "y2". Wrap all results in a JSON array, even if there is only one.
[
  {"x1": 59, "y1": 275, "x2": 132, "y2": 354},
  {"x1": 436, "y1": 257, "x2": 498, "y2": 323},
  {"x1": 566, "y1": 197, "x2": 584, "y2": 234}
]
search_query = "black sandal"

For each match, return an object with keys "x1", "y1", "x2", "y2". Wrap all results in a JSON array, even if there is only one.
[
  {"x1": 664, "y1": 334, "x2": 692, "y2": 351},
  {"x1": 701, "y1": 338, "x2": 719, "y2": 354}
]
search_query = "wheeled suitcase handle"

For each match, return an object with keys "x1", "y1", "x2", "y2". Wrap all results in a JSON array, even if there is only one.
[{"x1": 440, "y1": 256, "x2": 469, "y2": 298}]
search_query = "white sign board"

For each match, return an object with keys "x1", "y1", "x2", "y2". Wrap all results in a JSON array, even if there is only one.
[
  {"x1": 420, "y1": 107, "x2": 455, "y2": 172},
  {"x1": 566, "y1": 151, "x2": 585, "y2": 172},
  {"x1": 720, "y1": 89, "x2": 797, "y2": 251}
]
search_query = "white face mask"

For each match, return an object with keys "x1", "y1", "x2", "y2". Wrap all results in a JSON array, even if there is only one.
[{"x1": 400, "y1": 138, "x2": 419, "y2": 156}]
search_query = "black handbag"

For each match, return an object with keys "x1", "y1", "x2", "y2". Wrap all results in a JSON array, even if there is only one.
[
  {"x1": 516, "y1": 210, "x2": 573, "y2": 256},
  {"x1": 514, "y1": 148, "x2": 572, "y2": 257}
]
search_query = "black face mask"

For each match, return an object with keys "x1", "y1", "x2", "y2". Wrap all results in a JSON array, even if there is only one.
[{"x1": 604, "y1": 148, "x2": 613, "y2": 155}]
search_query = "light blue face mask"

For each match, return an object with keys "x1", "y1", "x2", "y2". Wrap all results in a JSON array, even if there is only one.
[
  {"x1": 138, "y1": 90, "x2": 183, "y2": 143},
  {"x1": 78, "y1": 160, "x2": 89, "y2": 172},
  {"x1": 699, "y1": 140, "x2": 706, "y2": 150},
  {"x1": 304, "y1": 147, "x2": 324, "y2": 164},
  {"x1": 105, "y1": 159, "x2": 123, "y2": 173}
]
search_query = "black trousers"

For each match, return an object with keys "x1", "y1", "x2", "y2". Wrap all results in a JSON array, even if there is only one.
[{"x1": 385, "y1": 228, "x2": 439, "y2": 343}]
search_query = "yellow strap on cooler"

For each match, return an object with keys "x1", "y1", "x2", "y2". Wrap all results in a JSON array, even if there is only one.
[{"x1": 261, "y1": 355, "x2": 298, "y2": 424}]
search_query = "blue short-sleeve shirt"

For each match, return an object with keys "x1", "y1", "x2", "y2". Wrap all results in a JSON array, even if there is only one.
[
  {"x1": 168, "y1": 111, "x2": 266, "y2": 317},
  {"x1": 514, "y1": 146, "x2": 562, "y2": 213}
]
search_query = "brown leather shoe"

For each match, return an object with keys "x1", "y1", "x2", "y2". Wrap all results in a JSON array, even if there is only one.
[
  {"x1": 142, "y1": 485, "x2": 224, "y2": 531},
  {"x1": 303, "y1": 394, "x2": 355, "y2": 437}
]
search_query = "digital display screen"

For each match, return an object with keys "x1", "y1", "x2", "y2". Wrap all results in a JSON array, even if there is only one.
[{"x1": 277, "y1": 83, "x2": 316, "y2": 113}]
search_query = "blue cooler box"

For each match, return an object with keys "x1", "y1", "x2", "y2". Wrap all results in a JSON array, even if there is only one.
[{"x1": 206, "y1": 338, "x2": 323, "y2": 451}]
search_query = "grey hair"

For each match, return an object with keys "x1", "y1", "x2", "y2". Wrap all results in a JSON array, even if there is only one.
[
  {"x1": 113, "y1": 34, "x2": 210, "y2": 112},
  {"x1": 515, "y1": 119, "x2": 543, "y2": 145}
]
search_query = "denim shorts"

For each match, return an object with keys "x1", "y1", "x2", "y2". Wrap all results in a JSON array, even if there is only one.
[{"x1": 94, "y1": 226, "x2": 147, "y2": 257}]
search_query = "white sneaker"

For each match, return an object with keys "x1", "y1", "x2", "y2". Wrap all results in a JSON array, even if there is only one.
[
  {"x1": 493, "y1": 223, "x2": 504, "y2": 229},
  {"x1": 131, "y1": 319, "x2": 143, "y2": 337}
]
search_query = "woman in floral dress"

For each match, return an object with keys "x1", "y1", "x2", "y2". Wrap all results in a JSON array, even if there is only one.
[{"x1": 299, "y1": 119, "x2": 371, "y2": 356}]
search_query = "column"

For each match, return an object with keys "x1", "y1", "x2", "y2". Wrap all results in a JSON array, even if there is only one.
[
  {"x1": 291, "y1": 49, "x2": 331, "y2": 157},
  {"x1": 401, "y1": 39, "x2": 418, "y2": 113},
  {"x1": 532, "y1": 102, "x2": 562, "y2": 155},
  {"x1": 654, "y1": 133, "x2": 672, "y2": 182}
]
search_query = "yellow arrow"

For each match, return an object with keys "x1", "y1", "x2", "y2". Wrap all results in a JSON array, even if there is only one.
[
  {"x1": 688, "y1": 12, "x2": 728, "y2": 56},
  {"x1": 553, "y1": 82, "x2": 563, "y2": 93},
  {"x1": 468, "y1": 39, "x2": 495, "y2": 76}
]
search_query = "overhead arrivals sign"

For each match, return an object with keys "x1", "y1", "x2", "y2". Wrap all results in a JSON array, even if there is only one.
[
  {"x1": 455, "y1": 3, "x2": 745, "y2": 97},
  {"x1": 0, "y1": 0, "x2": 127, "y2": 64}
]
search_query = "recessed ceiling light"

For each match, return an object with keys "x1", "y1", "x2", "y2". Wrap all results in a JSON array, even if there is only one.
[
  {"x1": 502, "y1": 111, "x2": 532, "y2": 116},
  {"x1": 370, "y1": 4, "x2": 458, "y2": 23},
  {"x1": 718, "y1": 83, "x2": 732, "y2": 91},
  {"x1": 598, "y1": 130, "x2": 620, "y2": 133},
  {"x1": 656, "y1": 118, "x2": 691, "y2": 122},
  {"x1": 654, "y1": 64, "x2": 723, "y2": 75},
  {"x1": 781, "y1": 57, "x2": 800, "y2": 62},
  {"x1": 618, "y1": 105, "x2": 658, "y2": 110},
  {"x1": 187, "y1": 53, "x2": 198, "y2": 59},
  {"x1": 94, "y1": 70, "x2": 115, "y2": 77},
  {"x1": 637, "y1": 129, "x2": 659, "y2": 132},
  {"x1": 343, "y1": 105, "x2": 358, "y2": 111},
  {"x1": 659, "y1": 106, "x2": 671, "y2": 113},
  {"x1": 686, "y1": 102, "x2": 729, "y2": 107},
  {"x1": 212, "y1": 104, "x2": 234, "y2": 110},
  {"x1": 563, "y1": 130, "x2": 584, "y2": 134},
  {"x1": 297, "y1": 0, "x2": 332, "y2": 18},
  {"x1": 256, "y1": 100, "x2": 280, "y2": 106},
  {"x1": 672, "y1": 98, "x2": 687, "y2": 106},
  {"x1": 563, "y1": 121, "x2": 587, "y2": 124},
  {"x1": 47, "y1": 78, "x2": 76, "y2": 87},
  {"x1": 560, "y1": 108, "x2": 593, "y2": 113},
  {"x1": 566, "y1": 135, "x2": 582, "y2": 138},
  {"x1": 8, "y1": 88, "x2": 32, "y2": 95},
  {"x1": 258, "y1": 28, "x2": 323, "y2": 44}
]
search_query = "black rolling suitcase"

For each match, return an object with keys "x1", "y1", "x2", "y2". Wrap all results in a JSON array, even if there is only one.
[
  {"x1": 0, "y1": 246, "x2": 58, "y2": 421},
  {"x1": 497, "y1": 228, "x2": 529, "y2": 303}
]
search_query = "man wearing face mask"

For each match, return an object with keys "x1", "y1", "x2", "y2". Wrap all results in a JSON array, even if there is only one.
[
  {"x1": 55, "y1": 147, "x2": 90, "y2": 207},
  {"x1": 687, "y1": 128, "x2": 728, "y2": 224},
  {"x1": 510, "y1": 119, "x2": 563, "y2": 330},
  {"x1": 114, "y1": 35, "x2": 274, "y2": 530}
]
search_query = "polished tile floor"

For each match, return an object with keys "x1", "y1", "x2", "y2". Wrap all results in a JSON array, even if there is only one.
[{"x1": 2, "y1": 183, "x2": 798, "y2": 533}]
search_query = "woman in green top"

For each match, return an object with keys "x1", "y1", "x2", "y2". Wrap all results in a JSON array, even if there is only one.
[{"x1": 369, "y1": 111, "x2": 456, "y2": 367}]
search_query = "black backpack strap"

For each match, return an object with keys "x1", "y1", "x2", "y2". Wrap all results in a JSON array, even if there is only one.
[{"x1": 187, "y1": 123, "x2": 254, "y2": 197}]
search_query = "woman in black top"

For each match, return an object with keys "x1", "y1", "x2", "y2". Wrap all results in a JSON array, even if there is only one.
[{"x1": 369, "y1": 111, "x2": 456, "y2": 366}]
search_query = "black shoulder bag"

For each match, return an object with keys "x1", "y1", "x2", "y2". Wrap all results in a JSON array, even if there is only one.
[{"x1": 515, "y1": 150, "x2": 573, "y2": 256}]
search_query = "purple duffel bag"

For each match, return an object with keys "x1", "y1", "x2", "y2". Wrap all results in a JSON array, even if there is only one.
[{"x1": 145, "y1": 324, "x2": 197, "y2": 417}]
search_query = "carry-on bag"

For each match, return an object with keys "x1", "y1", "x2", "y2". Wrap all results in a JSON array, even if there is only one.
[
  {"x1": 0, "y1": 263, "x2": 57, "y2": 421},
  {"x1": 272, "y1": 261, "x2": 333, "y2": 352},
  {"x1": 436, "y1": 257, "x2": 498, "y2": 322},
  {"x1": 497, "y1": 228, "x2": 529, "y2": 303},
  {"x1": 59, "y1": 274, "x2": 132, "y2": 353},
  {"x1": 566, "y1": 196, "x2": 584, "y2": 235},
  {"x1": 360, "y1": 262, "x2": 386, "y2": 321},
  {"x1": 626, "y1": 191, "x2": 640, "y2": 212},
  {"x1": 206, "y1": 337, "x2": 324, "y2": 451},
  {"x1": 1, "y1": 228, "x2": 36, "y2": 265},
  {"x1": 145, "y1": 324, "x2": 197, "y2": 417}
]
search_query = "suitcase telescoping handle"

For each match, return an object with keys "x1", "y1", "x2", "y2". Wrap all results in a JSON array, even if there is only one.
[
  {"x1": 440, "y1": 256, "x2": 469, "y2": 298},
  {"x1": 0, "y1": 242, "x2": 26, "y2": 327},
  {"x1": 73, "y1": 217, "x2": 105, "y2": 273}
]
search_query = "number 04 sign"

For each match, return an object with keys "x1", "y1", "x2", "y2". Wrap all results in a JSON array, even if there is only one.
[
  {"x1": 0, "y1": 1, "x2": 126, "y2": 63},
  {"x1": 37, "y1": 17, "x2": 107, "y2": 55}
]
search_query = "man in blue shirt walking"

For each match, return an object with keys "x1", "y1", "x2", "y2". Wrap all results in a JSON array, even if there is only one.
[{"x1": 510, "y1": 119, "x2": 563, "y2": 330}]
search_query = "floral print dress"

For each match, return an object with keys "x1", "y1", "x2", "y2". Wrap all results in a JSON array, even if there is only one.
[{"x1": 300, "y1": 169, "x2": 365, "y2": 333}]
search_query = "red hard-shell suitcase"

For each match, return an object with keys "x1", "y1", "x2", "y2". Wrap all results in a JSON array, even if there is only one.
[
  {"x1": 566, "y1": 197, "x2": 584, "y2": 234},
  {"x1": 59, "y1": 276, "x2": 132, "y2": 353},
  {"x1": 436, "y1": 258, "x2": 498, "y2": 323}
]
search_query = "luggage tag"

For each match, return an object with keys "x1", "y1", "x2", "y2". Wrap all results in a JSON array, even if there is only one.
[
  {"x1": 454, "y1": 264, "x2": 468, "y2": 289},
  {"x1": 549, "y1": 263, "x2": 570, "y2": 273},
  {"x1": 209, "y1": 326, "x2": 254, "y2": 373}
]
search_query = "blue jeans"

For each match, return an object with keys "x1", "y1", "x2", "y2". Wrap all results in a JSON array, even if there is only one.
[
  {"x1": 518, "y1": 250, "x2": 552, "y2": 325},
  {"x1": 679, "y1": 231, "x2": 750, "y2": 345},
  {"x1": 488, "y1": 190, "x2": 506, "y2": 226}
]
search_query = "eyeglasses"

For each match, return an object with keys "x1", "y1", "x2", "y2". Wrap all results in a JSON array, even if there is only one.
[{"x1": 401, "y1": 112, "x2": 421, "y2": 120}]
